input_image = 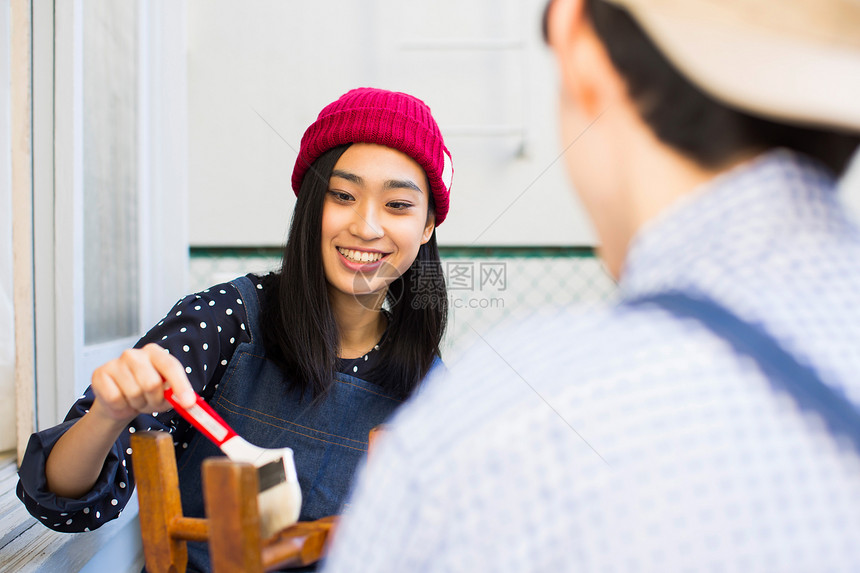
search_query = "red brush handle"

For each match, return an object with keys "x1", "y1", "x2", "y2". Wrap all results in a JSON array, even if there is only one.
[{"x1": 164, "y1": 388, "x2": 238, "y2": 447}]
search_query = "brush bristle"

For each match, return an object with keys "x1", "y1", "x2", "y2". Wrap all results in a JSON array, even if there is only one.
[{"x1": 258, "y1": 480, "x2": 302, "y2": 539}]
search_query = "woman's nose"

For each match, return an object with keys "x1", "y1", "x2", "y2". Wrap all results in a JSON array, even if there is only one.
[{"x1": 349, "y1": 203, "x2": 384, "y2": 240}]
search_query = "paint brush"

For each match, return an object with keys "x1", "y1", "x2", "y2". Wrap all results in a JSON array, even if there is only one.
[{"x1": 164, "y1": 388, "x2": 302, "y2": 539}]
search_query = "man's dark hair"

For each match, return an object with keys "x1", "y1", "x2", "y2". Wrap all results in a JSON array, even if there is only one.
[
  {"x1": 547, "y1": 0, "x2": 860, "y2": 174},
  {"x1": 261, "y1": 144, "x2": 447, "y2": 400}
]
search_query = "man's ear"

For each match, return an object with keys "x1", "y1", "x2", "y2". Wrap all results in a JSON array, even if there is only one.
[
  {"x1": 547, "y1": 0, "x2": 587, "y2": 92},
  {"x1": 548, "y1": 0, "x2": 612, "y2": 119},
  {"x1": 421, "y1": 211, "x2": 436, "y2": 245}
]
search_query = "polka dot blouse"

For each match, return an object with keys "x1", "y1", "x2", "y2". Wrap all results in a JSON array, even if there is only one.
[{"x1": 16, "y1": 273, "x2": 384, "y2": 533}]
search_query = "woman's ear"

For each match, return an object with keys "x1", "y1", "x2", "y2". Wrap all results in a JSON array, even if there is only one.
[{"x1": 421, "y1": 211, "x2": 436, "y2": 245}]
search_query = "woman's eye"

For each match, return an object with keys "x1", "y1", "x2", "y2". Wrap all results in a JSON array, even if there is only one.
[
  {"x1": 327, "y1": 190, "x2": 354, "y2": 202},
  {"x1": 387, "y1": 201, "x2": 413, "y2": 210}
]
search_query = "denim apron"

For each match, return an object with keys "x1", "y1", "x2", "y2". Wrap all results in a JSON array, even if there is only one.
[{"x1": 176, "y1": 276, "x2": 420, "y2": 571}]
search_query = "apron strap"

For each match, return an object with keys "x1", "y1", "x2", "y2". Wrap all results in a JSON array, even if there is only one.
[
  {"x1": 231, "y1": 275, "x2": 262, "y2": 345},
  {"x1": 627, "y1": 291, "x2": 860, "y2": 456}
]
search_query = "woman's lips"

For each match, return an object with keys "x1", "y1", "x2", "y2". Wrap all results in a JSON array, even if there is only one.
[
  {"x1": 336, "y1": 247, "x2": 390, "y2": 272},
  {"x1": 337, "y1": 247, "x2": 385, "y2": 263}
]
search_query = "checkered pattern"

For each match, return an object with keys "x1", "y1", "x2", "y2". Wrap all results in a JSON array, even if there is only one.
[{"x1": 322, "y1": 150, "x2": 860, "y2": 572}]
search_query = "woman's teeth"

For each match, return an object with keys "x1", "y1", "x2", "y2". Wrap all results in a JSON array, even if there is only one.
[{"x1": 338, "y1": 248, "x2": 383, "y2": 263}]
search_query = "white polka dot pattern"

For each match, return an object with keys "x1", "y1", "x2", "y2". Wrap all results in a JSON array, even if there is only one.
[
  {"x1": 17, "y1": 271, "x2": 386, "y2": 534},
  {"x1": 16, "y1": 275, "x2": 263, "y2": 532}
]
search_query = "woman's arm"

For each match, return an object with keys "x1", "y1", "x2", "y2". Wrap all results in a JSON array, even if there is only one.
[
  {"x1": 44, "y1": 343, "x2": 195, "y2": 498},
  {"x1": 18, "y1": 277, "x2": 255, "y2": 532}
]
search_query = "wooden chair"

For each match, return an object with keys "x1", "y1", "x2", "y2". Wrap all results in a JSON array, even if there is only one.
[
  {"x1": 131, "y1": 431, "x2": 336, "y2": 572},
  {"x1": 367, "y1": 424, "x2": 387, "y2": 459}
]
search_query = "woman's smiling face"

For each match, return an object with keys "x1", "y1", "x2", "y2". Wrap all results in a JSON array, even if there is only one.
[{"x1": 321, "y1": 143, "x2": 435, "y2": 302}]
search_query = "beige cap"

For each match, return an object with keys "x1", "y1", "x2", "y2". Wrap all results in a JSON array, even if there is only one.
[{"x1": 603, "y1": 0, "x2": 860, "y2": 131}]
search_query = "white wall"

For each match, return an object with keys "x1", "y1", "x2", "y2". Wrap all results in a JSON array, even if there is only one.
[
  {"x1": 186, "y1": 1, "x2": 860, "y2": 250},
  {"x1": 187, "y1": 0, "x2": 595, "y2": 248},
  {"x1": 1, "y1": 0, "x2": 16, "y2": 452}
]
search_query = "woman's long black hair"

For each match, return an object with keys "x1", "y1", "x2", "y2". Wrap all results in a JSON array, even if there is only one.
[{"x1": 261, "y1": 144, "x2": 448, "y2": 400}]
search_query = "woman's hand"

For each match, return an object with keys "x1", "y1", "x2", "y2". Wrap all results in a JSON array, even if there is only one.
[
  {"x1": 45, "y1": 344, "x2": 196, "y2": 498},
  {"x1": 89, "y1": 342, "x2": 198, "y2": 424}
]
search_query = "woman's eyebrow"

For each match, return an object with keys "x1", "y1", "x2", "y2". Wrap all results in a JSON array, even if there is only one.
[
  {"x1": 332, "y1": 169, "x2": 423, "y2": 193},
  {"x1": 384, "y1": 179, "x2": 423, "y2": 193},
  {"x1": 331, "y1": 169, "x2": 363, "y2": 184}
]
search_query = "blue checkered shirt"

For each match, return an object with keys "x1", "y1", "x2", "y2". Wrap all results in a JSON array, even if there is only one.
[{"x1": 323, "y1": 150, "x2": 860, "y2": 572}]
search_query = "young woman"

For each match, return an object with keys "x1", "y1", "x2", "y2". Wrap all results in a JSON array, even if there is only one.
[{"x1": 17, "y1": 87, "x2": 452, "y2": 571}]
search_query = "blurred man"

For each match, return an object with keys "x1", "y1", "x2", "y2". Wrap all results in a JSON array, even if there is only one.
[{"x1": 324, "y1": 0, "x2": 860, "y2": 570}]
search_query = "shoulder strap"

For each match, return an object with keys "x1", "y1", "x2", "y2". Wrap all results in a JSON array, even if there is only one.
[
  {"x1": 627, "y1": 291, "x2": 860, "y2": 456},
  {"x1": 231, "y1": 275, "x2": 262, "y2": 345}
]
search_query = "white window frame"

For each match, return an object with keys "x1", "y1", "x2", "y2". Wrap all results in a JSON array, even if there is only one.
[
  {"x1": 8, "y1": 0, "x2": 187, "y2": 569},
  {"x1": 1, "y1": 0, "x2": 16, "y2": 455},
  {"x1": 31, "y1": 0, "x2": 189, "y2": 431}
]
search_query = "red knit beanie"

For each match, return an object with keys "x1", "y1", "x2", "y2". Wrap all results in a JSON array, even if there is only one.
[{"x1": 291, "y1": 88, "x2": 453, "y2": 225}]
